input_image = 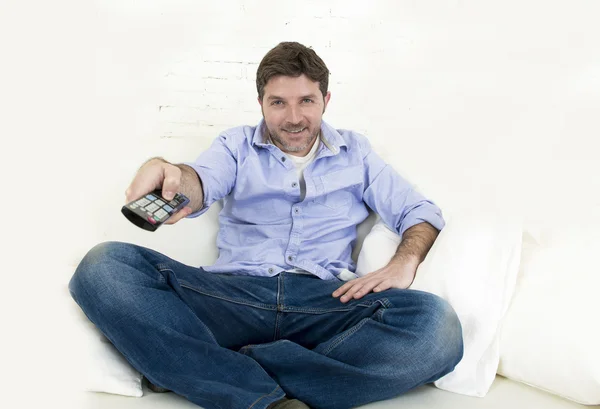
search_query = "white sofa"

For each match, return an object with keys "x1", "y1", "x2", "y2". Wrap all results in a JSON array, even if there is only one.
[{"x1": 61, "y1": 198, "x2": 599, "y2": 409}]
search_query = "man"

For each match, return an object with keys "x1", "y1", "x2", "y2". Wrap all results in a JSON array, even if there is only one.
[{"x1": 69, "y1": 42, "x2": 463, "y2": 409}]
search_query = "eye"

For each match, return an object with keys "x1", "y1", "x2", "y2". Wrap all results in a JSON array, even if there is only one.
[
  {"x1": 302, "y1": 98, "x2": 314, "y2": 103},
  {"x1": 271, "y1": 100, "x2": 284, "y2": 106}
]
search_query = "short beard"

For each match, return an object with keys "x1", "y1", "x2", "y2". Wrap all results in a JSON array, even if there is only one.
[{"x1": 268, "y1": 127, "x2": 319, "y2": 154}]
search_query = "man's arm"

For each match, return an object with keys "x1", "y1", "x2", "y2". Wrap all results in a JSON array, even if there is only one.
[
  {"x1": 388, "y1": 221, "x2": 439, "y2": 266},
  {"x1": 333, "y1": 222, "x2": 439, "y2": 303},
  {"x1": 126, "y1": 130, "x2": 237, "y2": 223},
  {"x1": 173, "y1": 163, "x2": 204, "y2": 213},
  {"x1": 333, "y1": 134, "x2": 444, "y2": 303}
]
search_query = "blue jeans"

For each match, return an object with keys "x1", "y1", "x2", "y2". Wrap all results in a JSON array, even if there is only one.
[{"x1": 69, "y1": 241, "x2": 463, "y2": 409}]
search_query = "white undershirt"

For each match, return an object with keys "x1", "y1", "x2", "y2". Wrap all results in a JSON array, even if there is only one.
[{"x1": 286, "y1": 133, "x2": 320, "y2": 201}]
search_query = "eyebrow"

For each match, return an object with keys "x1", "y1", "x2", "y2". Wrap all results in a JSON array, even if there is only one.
[{"x1": 267, "y1": 94, "x2": 318, "y2": 101}]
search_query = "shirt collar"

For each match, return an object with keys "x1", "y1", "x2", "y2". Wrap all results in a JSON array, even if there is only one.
[{"x1": 252, "y1": 119, "x2": 347, "y2": 154}]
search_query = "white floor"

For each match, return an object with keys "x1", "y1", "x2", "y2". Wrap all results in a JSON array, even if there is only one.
[{"x1": 74, "y1": 376, "x2": 595, "y2": 409}]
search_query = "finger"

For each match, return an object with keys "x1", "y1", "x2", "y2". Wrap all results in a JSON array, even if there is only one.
[
  {"x1": 339, "y1": 282, "x2": 368, "y2": 303},
  {"x1": 332, "y1": 282, "x2": 353, "y2": 298},
  {"x1": 332, "y1": 278, "x2": 364, "y2": 298},
  {"x1": 352, "y1": 279, "x2": 382, "y2": 299},
  {"x1": 332, "y1": 269, "x2": 386, "y2": 298},
  {"x1": 161, "y1": 165, "x2": 182, "y2": 201},
  {"x1": 125, "y1": 163, "x2": 163, "y2": 203},
  {"x1": 125, "y1": 183, "x2": 158, "y2": 204},
  {"x1": 125, "y1": 181, "x2": 154, "y2": 204},
  {"x1": 373, "y1": 279, "x2": 393, "y2": 292},
  {"x1": 164, "y1": 206, "x2": 192, "y2": 225}
]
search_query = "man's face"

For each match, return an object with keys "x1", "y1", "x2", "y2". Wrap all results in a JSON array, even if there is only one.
[{"x1": 259, "y1": 74, "x2": 331, "y2": 157}]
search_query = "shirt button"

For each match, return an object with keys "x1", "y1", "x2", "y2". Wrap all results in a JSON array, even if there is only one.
[
  {"x1": 292, "y1": 182, "x2": 298, "y2": 188},
  {"x1": 281, "y1": 156, "x2": 286, "y2": 162},
  {"x1": 287, "y1": 255, "x2": 293, "y2": 262},
  {"x1": 268, "y1": 267, "x2": 274, "y2": 274},
  {"x1": 294, "y1": 208, "x2": 300, "y2": 214}
]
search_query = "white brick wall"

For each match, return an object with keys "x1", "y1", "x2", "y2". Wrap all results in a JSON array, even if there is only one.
[{"x1": 5, "y1": 0, "x2": 600, "y2": 267}]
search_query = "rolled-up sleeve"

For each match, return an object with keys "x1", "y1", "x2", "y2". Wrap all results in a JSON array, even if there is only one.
[
  {"x1": 361, "y1": 139, "x2": 445, "y2": 237},
  {"x1": 183, "y1": 133, "x2": 237, "y2": 218}
]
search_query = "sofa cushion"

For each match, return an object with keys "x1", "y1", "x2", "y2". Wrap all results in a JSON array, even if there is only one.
[
  {"x1": 356, "y1": 210, "x2": 522, "y2": 397},
  {"x1": 497, "y1": 221, "x2": 600, "y2": 404},
  {"x1": 65, "y1": 283, "x2": 144, "y2": 397}
]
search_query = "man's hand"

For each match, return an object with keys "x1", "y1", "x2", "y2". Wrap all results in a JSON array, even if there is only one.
[
  {"x1": 333, "y1": 222, "x2": 440, "y2": 303},
  {"x1": 332, "y1": 258, "x2": 419, "y2": 303},
  {"x1": 125, "y1": 157, "x2": 200, "y2": 225}
]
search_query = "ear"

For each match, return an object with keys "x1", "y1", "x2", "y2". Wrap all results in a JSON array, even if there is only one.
[
  {"x1": 323, "y1": 91, "x2": 331, "y2": 113},
  {"x1": 257, "y1": 96, "x2": 263, "y2": 107}
]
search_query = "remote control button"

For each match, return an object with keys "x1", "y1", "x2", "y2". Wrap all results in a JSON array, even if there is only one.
[
  {"x1": 155, "y1": 199, "x2": 165, "y2": 207},
  {"x1": 146, "y1": 194, "x2": 157, "y2": 201},
  {"x1": 169, "y1": 200, "x2": 179, "y2": 208},
  {"x1": 154, "y1": 209, "x2": 168, "y2": 220},
  {"x1": 146, "y1": 216, "x2": 156, "y2": 224},
  {"x1": 163, "y1": 204, "x2": 174, "y2": 213},
  {"x1": 136, "y1": 198, "x2": 150, "y2": 207},
  {"x1": 145, "y1": 203, "x2": 159, "y2": 212}
]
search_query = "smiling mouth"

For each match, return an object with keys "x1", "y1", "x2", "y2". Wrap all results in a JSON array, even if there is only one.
[{"x1": 284, "y1": 128, "x2": 306, "y2": 134}]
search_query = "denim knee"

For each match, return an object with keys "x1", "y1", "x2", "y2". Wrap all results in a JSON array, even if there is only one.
[
  {"x1": 415, "y1": 292, "x2": 464, "y2": 374},
  {"x1": 68, "y1": 241, "x2": 135, "y2": 306}
]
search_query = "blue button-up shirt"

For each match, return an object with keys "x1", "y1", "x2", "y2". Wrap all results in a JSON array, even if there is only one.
[{"x1": 186, "y1": 119, "x2": 444, "y2": 281}]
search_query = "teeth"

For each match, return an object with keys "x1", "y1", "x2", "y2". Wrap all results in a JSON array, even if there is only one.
[{"x1": 286, "y1": 128, "x2": 305, "y2": 133}]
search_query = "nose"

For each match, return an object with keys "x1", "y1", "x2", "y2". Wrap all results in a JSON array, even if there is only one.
[{"x1": 288, "y1": 105, "x2": 301, "y2": 124}]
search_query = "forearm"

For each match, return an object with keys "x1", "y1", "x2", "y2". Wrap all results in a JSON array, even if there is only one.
[
  {"x1": 388, "y1": 222, "x2": 439, "y2": 267},
  {"x1": 335, "y1": 221, "x2": 440, "y2": 300},
  {"x1": 175, "y1": 164, "x2": 204, "y2": 213}
]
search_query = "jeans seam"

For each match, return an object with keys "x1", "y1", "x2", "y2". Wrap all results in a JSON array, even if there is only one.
[
  {"x1": 178, "y1": 281, "x2": 278, "y2": 311},
  {"x1": 282, "y1": 302, "x2": 374, "y2": 314},
  {"x1": 274, "y1": 274, "x2": 284, "y2": 340},
  {"x1": 380, "y1": 297, "x2": 393, "y2": 309},
  {"x1": 321, "y1": 298, "x2": 392, "y2": 357},
  {"x1": 150, "y1": 264, "x2": 167, "y2": 284},
  {"x1": 322, "y1": 317, "x2": 370, "y2": 357},
  {"x1": 247, "y1": 385, "x2": 283, "y2": 409}
]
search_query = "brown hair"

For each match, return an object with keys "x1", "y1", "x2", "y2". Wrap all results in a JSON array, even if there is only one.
[{"x1": 256, "y1": 42, "x2": 330, "y2": 101}]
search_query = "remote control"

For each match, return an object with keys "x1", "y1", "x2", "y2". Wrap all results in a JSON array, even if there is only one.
[{"x1": 121, "y1": 189, "x2": 190, "y2": 232}]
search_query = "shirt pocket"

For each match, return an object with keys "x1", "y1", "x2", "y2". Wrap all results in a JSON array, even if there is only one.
[{"x1": 313, "y1": 166, "x2": 363, "y2": 210}]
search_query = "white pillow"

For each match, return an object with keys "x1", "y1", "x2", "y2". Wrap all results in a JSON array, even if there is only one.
[
  {"x1": 497, "y1": 223, "x2": 600, "y2": 405},
  {"x1": 356, "y1": 211, "x2": 522, "y2": 397},
  {"x1": 65, "y1": 286, "x2": 144, "y2": 397}
]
